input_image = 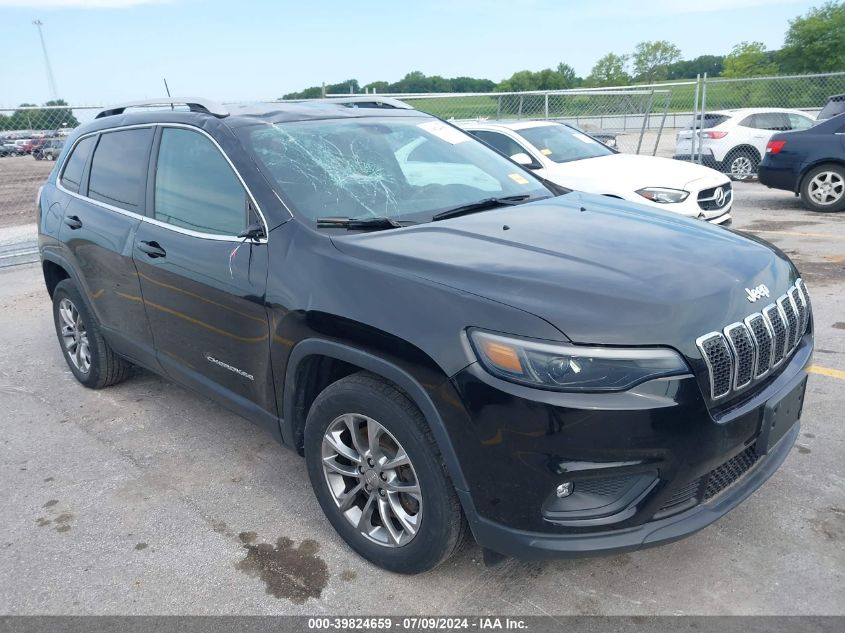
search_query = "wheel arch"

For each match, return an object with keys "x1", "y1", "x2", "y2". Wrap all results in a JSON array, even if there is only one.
[
  {"x1": 282, "y1": 338, "x2": 471, "y2": 494},
  {"x1": 724, "y1": 144, "x2": 762, "y2": 162},
  {"x1": 798, "y1": 159, "x2": 845, "y2": 191}
]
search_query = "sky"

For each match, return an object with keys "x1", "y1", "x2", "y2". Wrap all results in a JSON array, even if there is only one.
[{"x1": 0, "y1": 0, "x2": 825, "y2": 108}]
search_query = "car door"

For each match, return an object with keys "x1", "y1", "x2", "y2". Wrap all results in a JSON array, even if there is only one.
[
  {"x1": 133, "y1": 125, "x2": 274, "y2": 417},
  {"x1": 57, "y1": 127, "x2": 159, "y2": 368}
]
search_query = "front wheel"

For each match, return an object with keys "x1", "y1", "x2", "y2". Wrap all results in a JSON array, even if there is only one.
[
  {"x1": 800, "y1": 164, "x2": 845, "y2": 212},
  {"x1": 304, "y1": 373, "x2": 466, "y2": 574}
]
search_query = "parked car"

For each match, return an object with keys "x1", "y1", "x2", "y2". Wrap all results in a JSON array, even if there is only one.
[
  {"x1": 462, "y1": 120, "x2": 733, "y2": 225},
  {"x1": 817, "y1": 93, "x2": 845, "y2": 121},
  {"x1": 674, "y1": 108, "x2": 816, "y2": 180},
  {"x1": 0, "y1": 143, "x2": 18, "y2": 157},
  {"x1": 32, "y1": 139, "x2": 64, "y2": 161},
  {"x1": 22, "y1": 138, "x2": 48, "y2": 155},
  {"x1": 12, "y1": 139, "x2": 33, "y2": 155},
  {"x1": 39, "y1": 97, "x2": 813, "y2": 573},
  {"x1": 758, "y1": 111, "x2": 845, "y2": 212}
]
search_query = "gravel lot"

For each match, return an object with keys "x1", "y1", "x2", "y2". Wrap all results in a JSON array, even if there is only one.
[
  {"x1": 0, "y1": 156, "x2": 53, "y2": 229},
  {"x1": 0, "y1": 182, "x2": 843, "y2": 616}
]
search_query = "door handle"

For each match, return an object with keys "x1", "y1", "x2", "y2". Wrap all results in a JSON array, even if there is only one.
[
  {"x1": 63, "y1": 215, "x2": 82, "y2": 230},
  {"x1": 137, "y1": 240, "x2": 166, "y2": 258}
]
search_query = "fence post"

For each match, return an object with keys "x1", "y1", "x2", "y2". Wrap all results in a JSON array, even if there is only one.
[
  {"x1": 544, "y1": 93, "x2": 549, "y2": 118},
  {"x1": 518, "y1": 95, "x2": 523, "y2": 119},
  {"x1": 698, "y1": 73, "x2": 708, "y2": 164},
  {"x1": 635, "y1": 90, "x2": 654, "y2": 155},
  {"x1": 690, "y1": 74, "x2": 700, "y2": 163},
  {"x1": 653, "y1": 90, "x2": 671, "y2": 156},
  {"x1": 496, "y1": 95, "x2": 502, "y2": 119}
]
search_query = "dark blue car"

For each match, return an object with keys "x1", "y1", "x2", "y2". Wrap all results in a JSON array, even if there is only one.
[{"x1": 758, "y1": 111, "x2": 845, "y2": 212}]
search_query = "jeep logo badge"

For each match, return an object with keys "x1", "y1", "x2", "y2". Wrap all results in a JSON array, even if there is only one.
[{"x1": 745, "y1": 283, "x2": 770, "y2": 303}]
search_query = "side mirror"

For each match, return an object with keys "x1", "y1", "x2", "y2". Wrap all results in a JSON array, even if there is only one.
[
  {"x1": 510, "y1": 152, "x2": 535, "y2": 167},
  {"x1": 238, "y1": 222, "x2": 266, "y2": 241}
]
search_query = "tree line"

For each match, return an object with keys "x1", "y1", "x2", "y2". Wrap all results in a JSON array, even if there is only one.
[
  {"x1": 0, "y1": 100, "x2": 79, "y2": 133},
  {"x1": 283, "y1": 0, "x2": 845, "y2": 98}
]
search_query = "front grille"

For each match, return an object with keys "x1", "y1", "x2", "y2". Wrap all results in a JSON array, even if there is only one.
[
  {"x1": 696, "y1": 278, "x2": 810, "y2": 401},
  {"x1": 659, "y1": 478, "x2": 702, "y2": 511},
  {"x1": 576, "y1": 476, "x2": 631, "y2": 497},
  {"x1": 697, "y1": 184, "x2": 732, "y2": 211},
  {"x1": 704, "y1": 445, "x2": 760, "y2": 500},
  {"x1": 657, "y1": 445, "x2": 761, "y2": 515}
]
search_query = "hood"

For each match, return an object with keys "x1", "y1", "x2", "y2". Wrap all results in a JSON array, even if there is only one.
[
  {"x1": 545, "y1": 153, "x2": 728, "y2": 192},
  {"x1": 331, "y1": 193, "x2": 796, "y2": 358}
]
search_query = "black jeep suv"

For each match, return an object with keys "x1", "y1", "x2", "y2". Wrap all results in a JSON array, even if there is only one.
[{"x1": 38, "y1": 97, "x2": 813, "y2": 574}]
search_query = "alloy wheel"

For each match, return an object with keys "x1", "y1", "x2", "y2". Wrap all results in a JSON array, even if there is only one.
[
  {"x1": 321, "y1": 413, "x2": 422, "y2": 547},
  {"x1": 58, "y1": 297, "x2": 91, "y2": 374},
  {"x1": 730, "y1": 156, "x2": 754, "y2": 180},
  {"x1": 808, "y1": 171, "x2": 844, "y2": 206}
]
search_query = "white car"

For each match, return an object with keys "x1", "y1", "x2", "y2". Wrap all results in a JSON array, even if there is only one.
[
  {"x1": 674, "y1": 108, "x2": 816, "y2": 180},
  {"x1": 461, "y1": 120, "x2": 733, "y2": 225}
]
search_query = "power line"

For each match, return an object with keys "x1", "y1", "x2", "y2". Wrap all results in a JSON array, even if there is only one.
[{"x1": 32, "y1": 19, "x2": 59, "y2": 101}]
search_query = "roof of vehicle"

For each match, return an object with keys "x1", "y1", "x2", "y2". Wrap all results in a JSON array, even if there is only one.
[
  {"x1": 459, "y1": 120, "x2": 566, "y2": 131},
  {"x1": 703, "y1": 108, "x2": 814, "y2": 117},
  {"x1": 71, "y1": 96, "x2": 432, "y2": 142}
]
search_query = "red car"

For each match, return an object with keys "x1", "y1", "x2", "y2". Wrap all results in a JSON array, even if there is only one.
[{"x1": 21, "y1": 138, "x2": 47, "y2": 155}]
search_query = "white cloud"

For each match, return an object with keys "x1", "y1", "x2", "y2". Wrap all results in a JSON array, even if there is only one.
[{"x1": 0, "y1": 0, "x2": 171, "y2": 8}]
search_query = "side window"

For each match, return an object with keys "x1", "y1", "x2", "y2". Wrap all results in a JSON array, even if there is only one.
[
  {"x1": 471, "y1": 130, "x2": 528, "y2": 159},
  {"x1": 749, "y1": 113, "x2": 790, "y2": 131},
  {"x1": 59, "y1": 136, "x2": 96, "y2": 193},
  {"x1": 154, "y1": 128, "x2": 247, "y2": 236},
  {"x1": 788, "y1": 114, "x2": 814, "y2": 130},
  {"x1": 738, "y1": 115, "x2": 755, "y2": 128},
  {"x1": 88, "y1": 128, "x2": 154, "y2": 213}
]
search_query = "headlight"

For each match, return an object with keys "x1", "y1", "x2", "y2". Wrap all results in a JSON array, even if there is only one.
[
  {"x1": 636, "y1": 187, "x2": 690, "y2": 204},
  {"x1": 468, "y1": 330, "x2": 689, "y2": 392}
]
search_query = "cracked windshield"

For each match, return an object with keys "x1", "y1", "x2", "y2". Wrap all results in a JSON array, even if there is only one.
[{"x1": 243, "y1": 117, "x2": 551, "y2": 225}]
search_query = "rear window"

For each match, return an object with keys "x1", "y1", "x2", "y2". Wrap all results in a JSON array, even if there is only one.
[
  {"x1": 88, "y1": 128, "x2": 154, "y2": 213},
  {"x1": 819, "y1": 96, "x2": 845, "y2": 120},
  {"x1": 59, "y1": 136, "x2": 95, "y2": 193},
  {"x1": 686, "y1": 114, "x2": 729, "y2": 129}
]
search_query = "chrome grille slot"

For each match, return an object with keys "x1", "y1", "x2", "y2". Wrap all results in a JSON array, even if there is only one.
[
  {"x1": 789, "y1": 286, "x2": 807, "y2": 343},
  {"x1": 744, "y1": 314, "x2": 773, "y2": 378},
  {"x1": 697, "y1": 279, "x2": 809, "y2": 401},
  {"x1": 697, "y1": 333, "x2": 733, "y2": 399},
  {"x1": 777, "y1": 294, "x2": 797, "y2": 355},
  {"x1": 724, "y1": 323, "x2": 755, "y2": 389},
  {"x1": 763, "y1": 303, "x2": 787, "y2": 367}
]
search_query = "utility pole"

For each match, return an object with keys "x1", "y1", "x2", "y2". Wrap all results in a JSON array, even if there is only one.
[{"x1": 33, "y1": 19, "x2": 59, "y2": 101}]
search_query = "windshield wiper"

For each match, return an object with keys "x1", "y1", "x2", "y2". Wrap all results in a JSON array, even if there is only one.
[
  {"x1": 431, "y1": 194, "x2": 532, "y2": 221},
  {"x1": 316, "y1": 217, "x2": 410, "y2": 231}
]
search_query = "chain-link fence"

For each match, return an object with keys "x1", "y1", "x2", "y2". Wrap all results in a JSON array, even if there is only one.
[{"x1": 2, "y1": 72, "x2": 845, "y2": 240}]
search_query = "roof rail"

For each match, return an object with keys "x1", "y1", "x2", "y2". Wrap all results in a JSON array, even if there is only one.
[
  {"x1": 321, "y1": 96, "x2": 415, "y2": 110},
  {"x1": 95, "y1": 97, "x2": 229, "y2": 119}
]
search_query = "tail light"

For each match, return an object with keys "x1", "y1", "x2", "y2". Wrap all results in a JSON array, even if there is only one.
[
  {"x1": 767, "y1": 140, "x2": 786, "y2": 154},
  {"x1": 701, "y1": 131, "x2": 728, "y2": 139}
]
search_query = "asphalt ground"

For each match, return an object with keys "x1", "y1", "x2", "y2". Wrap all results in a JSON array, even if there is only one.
[{"x1": 0, "y1": 181, "x2": 843, "y2": 616}]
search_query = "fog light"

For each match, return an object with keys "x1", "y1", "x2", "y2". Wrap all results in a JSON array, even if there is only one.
[{"x1": 556, "y1": 482, "x2": 573, "y2": 498}]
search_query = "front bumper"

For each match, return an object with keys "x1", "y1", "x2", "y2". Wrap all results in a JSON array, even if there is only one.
[
  {"x1": 445, "y1": 333, "x2": 812, "y2": 559},
  {"x1": 460, "y1": 420, "x2": 798, "y2": 559}
]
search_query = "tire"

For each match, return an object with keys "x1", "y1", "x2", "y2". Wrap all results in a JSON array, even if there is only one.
[
  {"x1": 52, "y1": 279, "x2": 131, "y2": 389},
  {"x1": 304, "y1": 372, "x2": 466, "y2": 574},
  {"x1": 800, "y1": 164, "x2": 845, "y2": 213},
  {"x1": 723, "y1": 148, "x2": 759, "y2": 181}
]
